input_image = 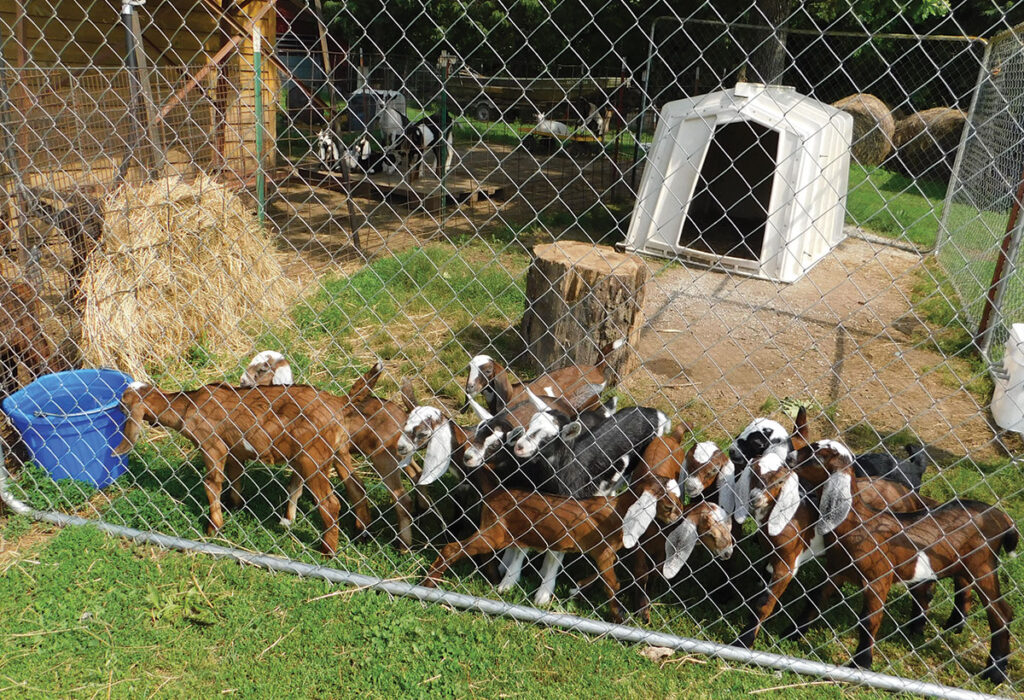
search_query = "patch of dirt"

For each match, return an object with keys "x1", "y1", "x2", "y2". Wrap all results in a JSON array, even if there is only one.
[{"x1": 626, "y1": 231, "x2": 998, "y2": 461}]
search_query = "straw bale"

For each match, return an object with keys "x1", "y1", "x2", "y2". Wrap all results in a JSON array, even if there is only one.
[
  {"x1": 80, "y1": 175, "x2": 296, "y2": 381},
  {"x1": 889, "y1": 107, "x2": 966, "y2": 182},
  {"x1": 832, "y1": 93, "x2": 895, "y2": 166}
]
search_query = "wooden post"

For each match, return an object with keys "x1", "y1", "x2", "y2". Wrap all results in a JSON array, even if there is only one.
[{"x1": 520, "y1": 242, "x2": 649, "y2": 377}]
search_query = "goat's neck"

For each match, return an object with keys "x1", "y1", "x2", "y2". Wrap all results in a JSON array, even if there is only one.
[
  {"x1": 142, "y1": 388, "x2": 194, "y2": 433},
  {"x1": 486, "y1": 365, "x2": 517, "y2": 411}
]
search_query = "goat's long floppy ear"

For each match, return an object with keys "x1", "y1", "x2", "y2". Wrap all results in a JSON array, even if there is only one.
[
  {"x1": 663, "y1": 518, "x2": 699, "y2": 579},
  {"x1": 113, "y1": 389, "x2": 146, "y2": 456},
  {"x1": 348, "y1": 360, "x2": 383, "y2": 402},
  {"x1": 419, "y1": 421, "x2": 453, "y2": 486},
  {"x1": 767, "y1": 472, "x2": 801, "y2": 536},
  {"x1": 670, "y1": 420, "x2": 690, "y2": 443},
  {"x1": 621, "y1": 490, "x2": 657, "y2": 548},
  {"x1": 560, "y1": 420, "x2": 583, "y2": 441},
  {"x1": 716, "y1": 459, "x2": 736, "y2": 519},
  {"x1": 525, "y1": 387, "x2": 547, "y2": 412},
  {"x1": 466, "y1": 398, "x2": 493, "y2": 422},
  {"x1": 733, "y1": 467, "x2": 751, "y2": 525},
  {"x1": 400, "y1": 379, "x2": 417, "y2": 413},
  {"x1": 816, "y1": 471, "x2": 853, "y2": 536}
]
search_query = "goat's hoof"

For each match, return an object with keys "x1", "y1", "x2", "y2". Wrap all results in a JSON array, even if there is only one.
[
  {"x1": 278, "y1": 517, "x2": 293, "y2": 529},
  {"x1": 982, "y1": 656, "x2": 1010, "y2": 685},
  {"x1": 532, "y1": 593, "x2": 553, "y2": 607},
  {"x1": 847, "y1": 654, "x2": 873, "y2": 670},
  {"x1": 420, "y1": 576, "x2": 440, "y2": 589},
  {"x1": 781, "y1": 625, "x2": 805, "y2": 642},
  {"x1": 943, "y1": 617, "x2": 966, "y2": 634},
  {"x1": 907, "y1": 620, "x2": 926, "y2": 638},
  {"x1": 732, "y1": 630, "x2": 756, "y2": 649}
]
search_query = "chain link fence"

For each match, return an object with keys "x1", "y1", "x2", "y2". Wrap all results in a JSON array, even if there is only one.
[{"x1": 3, "y1": 1, "x2": 1024, "y2": 697}]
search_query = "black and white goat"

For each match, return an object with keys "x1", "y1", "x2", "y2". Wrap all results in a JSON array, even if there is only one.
[
  {"x1": 396, "y1": 116, "x2": 454, "y2": 182},
  {"x1": 376, "y1": 101, "x2": 408, "y2": 150},
  {"x1": 315, "y1": 127, "x2": 346, "y2": 170}
]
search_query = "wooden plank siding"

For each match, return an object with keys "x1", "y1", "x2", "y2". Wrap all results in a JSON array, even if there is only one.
[{"x1": 0, "y1": 0, "x2": 278, "y2": 180}]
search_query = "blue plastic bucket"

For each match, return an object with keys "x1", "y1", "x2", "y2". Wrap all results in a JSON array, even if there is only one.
[{"x1": 2, "y1": 369, "x2": 134, "y2": 488}]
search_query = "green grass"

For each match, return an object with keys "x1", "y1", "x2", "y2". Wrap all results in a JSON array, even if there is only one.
[
  {"x1": 844, "y1": 164, "x2": 947, "y2": 248},
  {"x1": 0, "y1": 524, "x2": 908, "y2": 699}
]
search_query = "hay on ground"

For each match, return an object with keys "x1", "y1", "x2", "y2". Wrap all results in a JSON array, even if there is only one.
[
  {"x1": 80, "y1": 175, "x2": 296, "y2": 381},
  {"x1": 889, "y1": 107, "x2": 966, "y2": 182},
  {"x1": 832, "y1": 93, "x2": 895, "y2": 166}
]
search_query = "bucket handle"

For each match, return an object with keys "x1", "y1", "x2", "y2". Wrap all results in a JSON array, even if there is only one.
[{"x1": 32, "y1": 398, "x2": 123, "y2": 421}]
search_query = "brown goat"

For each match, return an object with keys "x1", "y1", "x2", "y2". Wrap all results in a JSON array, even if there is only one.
[
  {"x1": 788, "y1": 446, "x2": 1017, "y2": 683},
  {"x1": 113, "y1": 383, "x2": 362, "y2": 556},
  {"x1": 248, "y1": 358, "x2": 427, "y2": 552},
  {"x1": 1, "y1": 279, "x2": 67, "y2": 399},
  {"x1": 421, "y1": 459, "x2": 686, "y2": 622},
  {"x1": 465, "y1": 339, "x2": 624, "y2": 415},
  {"x1": 629, "y1": 432, "x2": 738, "y2": 622},
  {"x1": 733, "y1": 445, "x2": 937, "y2": 650}
]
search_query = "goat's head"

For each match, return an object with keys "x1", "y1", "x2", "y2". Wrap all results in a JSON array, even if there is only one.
[
  {"x1": 787, "y1": 439, "x2": 856, "y2": 536},
  {"x1": 683, "y1": 441, "x2": 732, "y2": 496},
  {"x1": 729, "y1": 417, "x2": 790, "y2": 470},
  {"x1": 514, "y1": 408, "x2": 581, "y2": 459},
  {"x1": 461, "y1": 398, "x2": 506, "y2": 469},
  {"x1": 664, "y1": 502, "x2": 734, "y2": 578},
  {"x1": 465, "y1": 355, "x2": 495, "y2": 401},
  {"x1": 112, "y1": 382, "x2": 151, "y2": 456},
  {"x1": 739, "y1": 452, "x2": 801, "y2": 536},
  {"x1": 401, "y1": 405, "x2": 454, "y2": 485},
  {"x1": 240, "y1": 350, "x2": 292, "y2": 388},
  {"x1": 621, "y1": 466, "x2": 685, "y2": 549}
]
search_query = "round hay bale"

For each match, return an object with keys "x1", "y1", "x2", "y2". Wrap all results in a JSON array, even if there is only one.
[
  {"x1": 889, "y1": 107, "x2": 966, "y2": 182},
  {"x1": 831, "y1": 93, "x2": 895, "y2": 166},
  {"x1": 80, "y1": 175, "x2": 297, "y2": 381}
]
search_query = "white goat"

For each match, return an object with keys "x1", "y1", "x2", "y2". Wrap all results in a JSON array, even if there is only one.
[{"x1": 533, "y1": 112, "x2": 569, "y2": 138}]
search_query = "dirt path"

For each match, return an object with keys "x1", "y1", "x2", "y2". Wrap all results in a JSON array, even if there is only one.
[{"x1": 626, "y1": 231, "x2": 996, "y2": 460}]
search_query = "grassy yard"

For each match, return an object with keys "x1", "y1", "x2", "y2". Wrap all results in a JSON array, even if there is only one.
[
  {"x1": 3, "y1": 227, "x2": 1021, "y2": 695},
  {"x1": 2, "y1": 121, "x2": 1016, "y2": 694},
  {"x1": 0, "y1": 522, "x2": 902, "y2": 699}
]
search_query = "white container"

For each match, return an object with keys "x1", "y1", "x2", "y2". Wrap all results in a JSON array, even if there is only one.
[
  {"x1": 623, "y1": 83, "x2": 853, "y2": 283},
  {"x1": 991, "y1": 323, "x2": 1024, "y2": 432}
]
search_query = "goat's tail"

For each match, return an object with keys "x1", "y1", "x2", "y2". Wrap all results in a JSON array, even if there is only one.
[
  {"x1": 903, "y1": 442, "x2": 928, "y2": 469},
  {"x1": 596, "y1": 338, "x2": 627, "y2": 384},
  {"x1": 1001, "y1": 521, "x2": 1019, "y2": 558}
]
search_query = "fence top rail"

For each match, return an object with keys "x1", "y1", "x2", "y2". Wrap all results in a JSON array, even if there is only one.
[{"x1": 664, "y1": 16, "x2": 988, "y2": 44}]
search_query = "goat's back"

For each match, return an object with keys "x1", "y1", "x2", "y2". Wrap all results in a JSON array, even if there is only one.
[{"x1": 483, "y1": 488, "x2": 614, "y2": 550}]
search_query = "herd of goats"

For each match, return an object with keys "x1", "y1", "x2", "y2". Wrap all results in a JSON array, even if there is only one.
[
  {"x1": 314, "y1": 99, "x2": 606, "y2": 180},
  {"x1": 108, "y1": 342, "x2": 1017, "y2": 684}
]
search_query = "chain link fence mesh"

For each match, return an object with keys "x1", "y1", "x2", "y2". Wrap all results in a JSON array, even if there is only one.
[{"x1": 3, "y1": 1, "x2": 1024, "y2": 696}]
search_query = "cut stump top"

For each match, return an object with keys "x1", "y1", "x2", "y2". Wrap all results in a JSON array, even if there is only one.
[{"x1": 532, "y1": 241, "x2": 645, "y2": 277}]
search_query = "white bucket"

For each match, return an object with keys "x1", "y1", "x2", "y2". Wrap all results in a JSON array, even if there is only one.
[{"x1": 991, "y1": 323, "x2": 1024, "y2": 432}]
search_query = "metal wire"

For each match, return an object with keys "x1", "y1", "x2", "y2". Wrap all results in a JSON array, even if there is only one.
[{"x1": 1, "y1": 1, "x2": 1023, "y2": 696}]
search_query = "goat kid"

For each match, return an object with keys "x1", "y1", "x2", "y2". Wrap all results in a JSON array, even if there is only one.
[
  {"x1": 1, "y1": 279, "x2": 68, "y2": 400},
  {"x1": 788, "y1": 446, "x2": 1017, "y2": 683},
  {"x1": 421, "y1": 460, "x2": 686, "y2": 623},
  {"x1": 465, "y1": 338, "x2": 625, "y2": 415},
  {"x1": 274, "y1": 362, "x2": 428, "y2": 551},
  {"x1": 240, "y1": 350, "x2": 293, "y2": 388},
  {"x1": 733, "y1": 440, "x2": 950, "y2": 651},
  {"x1": 113, "y1": 383, "x2": 360, "y2": 556},
  {"x1": 628, "y1": 432, "x2": 735, "y2": 622}
]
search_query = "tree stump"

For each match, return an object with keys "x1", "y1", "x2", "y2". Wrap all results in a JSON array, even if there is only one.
[{"x1": 520, "y1": 241, "x2": 649, "y2": 378}]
